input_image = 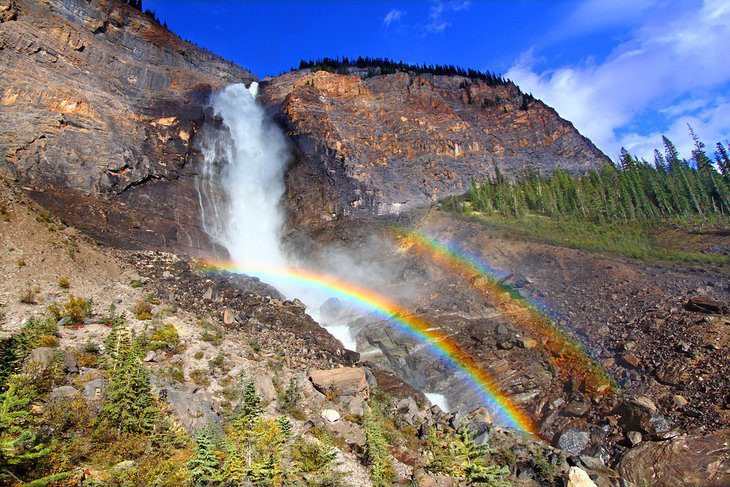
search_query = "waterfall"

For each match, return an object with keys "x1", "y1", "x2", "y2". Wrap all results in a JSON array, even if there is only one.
[{"x1": 196, "y1": 83, "x2": 356, "y2": 349}]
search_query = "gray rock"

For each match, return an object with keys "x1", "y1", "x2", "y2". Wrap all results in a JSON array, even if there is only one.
[
  {"x1": 558, "y1": 428, "x2": 591, "y2": 455},
  {"x1": 50, "y1": 385, "x2": 80, "y2": 400},
  {"x1": 347, "y1": 396, "x2": 364, "y2": 417},
  {"x1": 466, "y1": 421, "x2": 491, "y2": 445},
  {"x1": 84, "y1": 378, "x2": 104, "y2": 401},
  {"x1": 143, "y1": 350, "x2": 156, "y2": 362},
  {"x1": 156, "y1": 382, "x2": 221, "y2": 434},
  {"x1": 28, "y1": 347, "x2": 78, "y2": 373}
]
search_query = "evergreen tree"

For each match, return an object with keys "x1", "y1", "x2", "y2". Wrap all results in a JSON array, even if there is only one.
[
  {"x1": 715, "y1": 142, "x2": 730, "y2": 176},
  {"x1": 236, "y1": 380, "x2": 262, "y2": 422},
  {"x1": 363, "y1": 405, "x2": 395, "y2": 487},
  {"x1": 0, "y1": 374, "x2": 48, "y2": 471},
  {"x1": 187, "y1": 430, "x2": 221, "y2": 486},
  {"x1": 97, "y1": 325, "x2": 158, "y2": 435},
  {"x1": 276, "y1": 416, "x2": 292, "y2": 440}
]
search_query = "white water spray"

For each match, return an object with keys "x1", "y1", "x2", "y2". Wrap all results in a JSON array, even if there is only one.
[{"x1": 197, "y1": 83, "x2": 356, "y2": 349}]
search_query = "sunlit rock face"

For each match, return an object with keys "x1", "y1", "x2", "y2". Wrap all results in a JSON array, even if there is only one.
[
  {"x1": 260, "y1": 69, "x2": 610, "y2": 231},
  {"x1": 0, "y1": 0, "x2": 254, "y2": 254}
]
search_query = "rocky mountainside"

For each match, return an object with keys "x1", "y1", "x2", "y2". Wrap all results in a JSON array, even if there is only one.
[
  {"x1": 260, "y1": 69, "x2": 609, "y2": 230},
  {"x1": 0, "y1": 0, "x2": 254, "y2": 254}
]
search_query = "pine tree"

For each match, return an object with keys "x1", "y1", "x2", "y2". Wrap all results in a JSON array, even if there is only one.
[
  {"x1": 276, "y1": 416, "x2": 292, "y2": 440},
  {"x1": 715, "y1": 142, "x2": 730, "y2": 176},
  {"x1": 187, "y1": 430, "x2": 221, "y2": 486},
  {"x1": 97, "y1": 325, "x2": 158, "y2": 435},
  {"x1": 0, "y1": 374, "x2": 49, "y2": 470},
  {"x1": 363, "y1": 405, "x2": 395, "y2": 487},
  {"x1": 220, "y1": 439, "x2": 247, "y2": 485},
  {"x1": 237, "y1": 380, "x2": 262, "y2": 422}
]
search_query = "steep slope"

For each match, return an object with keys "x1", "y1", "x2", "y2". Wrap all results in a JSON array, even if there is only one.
[
  {"x1": 0, "y1": 0, "x2": 254, "y2": 254},
  {"x1": 261, "y1": 69, "x2": 610, "y2": 230}
]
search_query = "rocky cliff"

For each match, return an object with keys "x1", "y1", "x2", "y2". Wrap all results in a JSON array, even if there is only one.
[
  {"x1": 0, "y1": 0, "x2": 254, "y2": 254},
  {"x1": 261, "y1": 69, "x2": 610, "y2": 230}
]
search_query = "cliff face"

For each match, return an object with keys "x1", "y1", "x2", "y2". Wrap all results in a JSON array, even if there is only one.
[
  {"x1": 261, "y1": 70, "x2": 610, "y2": 230},
  {"x1": 0, "y1": 0, "x2": 254, "y2": 253}
]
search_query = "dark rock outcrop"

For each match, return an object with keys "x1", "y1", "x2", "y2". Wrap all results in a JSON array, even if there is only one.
[
  {"x1": 260, "y1": 69, "x2": 610, "y2": 230},
  {"x1": 0, "y1": 0, "x2": 254, "y2": 254}
]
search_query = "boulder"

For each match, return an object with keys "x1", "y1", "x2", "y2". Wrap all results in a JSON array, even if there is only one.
[
  {"x1": 84, "y1": 378, "x2": 104, "y2": 401},
  {"x1": 618, "y1": 429, "x2": 730, "y2": 486},
  {"x1": 309, "y1": 367, "x2": 368, "y2": 397},
  {"x1": 557, "y1": 428, "x2": 591, "y2": 455},
  {"x1": 28, "y1": 347, "x2": 78, "y2": 373},
  {"x1": 346, "y1": 396, "x2": 365, "y2": 417},
  {"x1": 156, "y1": 383, "x2": 221, "y2": 434},
  {"x1": 50, "y1": 385, "x2": 80, "y2": 400},
  {"x1": 615, "y1": 397, "x2": 671, "y2": 438},
  {"x1": 321, "y1": 409, "x2": 340, "y2": 423},
  {"x1": 685, "y1": 295, "x2": 727, "y2": 314},
  {"x1": 253, "y1": 374, "x2": 277, "y2": 404},
  {"x1": 567, "y1": 466, "x2": 597, "y2": 487}
]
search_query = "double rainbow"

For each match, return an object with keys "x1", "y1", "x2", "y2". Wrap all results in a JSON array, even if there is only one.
[
  {"x1": 393, "y1": 227, "x2": 616, "y2": 396},
  {"x1": 196, "y1": 260, "x2": 540, "y2": 436}
]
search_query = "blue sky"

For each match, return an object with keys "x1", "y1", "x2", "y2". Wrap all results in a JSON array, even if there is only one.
[{"x1": 146, "y1": 0, "x2": 730, "y2": 162}]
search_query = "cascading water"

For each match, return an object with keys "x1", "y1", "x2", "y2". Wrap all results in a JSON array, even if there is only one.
[{"x1": 196, "y1": 83, "x2": 356, "y2": 349}]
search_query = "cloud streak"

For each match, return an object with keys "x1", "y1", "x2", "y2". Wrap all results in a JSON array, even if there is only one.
[
  {"x1": 383, "y1": 9, "x2": 405, "y2": 28},
  {"x1": 507, "y1": 0, "x2": 730, "y2": 161},
  {"x1": 424, "y1": 1, "x2": 470, "y2": 34}
]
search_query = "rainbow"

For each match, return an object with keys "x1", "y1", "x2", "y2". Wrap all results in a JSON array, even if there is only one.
[
  {"x1": 392, "y1": 227, "x2": 616, "y2": 396},
  {"x1": 196, "y1": 260, "x2": 540, "y2": 436}
]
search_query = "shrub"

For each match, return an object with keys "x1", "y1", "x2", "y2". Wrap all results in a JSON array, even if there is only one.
[
  {"x1": 133, "y1": 299, "x2": 153, "y2": 320},
  {"x1": 147, "y1": 322, "x2": 180, "y2": 352},
  {"x1": 48, "y1": 295, "x2": 93, "y2": 325},
  {"x1": 189, "y1": 368, "x2": 210, "y2": 387},
  {"x1": 19, "y1": 285, "x2": 40, "y2": 304},
  {"x1": 57, "y1": 277, "x2": 70, "y2": 289},
  {"x1": 424, "y1": 425, "x2": 510, "y2": 486},
  {"x1": 291, "y1": 437, "x2": 336, "y2": 473},
  {"x1": 17, "y1": 258, "x2": 26, "y2": 267}
]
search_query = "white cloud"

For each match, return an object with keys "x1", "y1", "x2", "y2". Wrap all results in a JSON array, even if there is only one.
[
  {"x1": 424, "y1": 1, "x2": 470, "y2": 34},
  {"x1": 383, "y1": 9, "x2": 405, "y2": 28},
  {"x1": 507, "y1": 0, "x2": 730, "y2": 161}
]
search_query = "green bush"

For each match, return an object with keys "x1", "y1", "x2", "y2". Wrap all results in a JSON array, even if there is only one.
[
  {"x1": 48, "y1": 295, "x2": 93, "y2": 326},
  {"x1": 147, "y1": 322, "x2": 180, "y2": 352}
]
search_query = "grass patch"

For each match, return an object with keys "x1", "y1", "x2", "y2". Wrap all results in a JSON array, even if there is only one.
[{"x1": 462, "y1": 212, "x2": 728, "y2": 265}]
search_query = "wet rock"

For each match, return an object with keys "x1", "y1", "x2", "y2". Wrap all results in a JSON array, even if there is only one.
[
  {"x1": 618, "y1": 429, "x2": 730, "y2": 486},
  {"x1": 566, "y1": 466, "x2": 597, "y2": 487},
  {"x1": 309, "y1": 367, "x2": 368, "y2": 397},
  {"x1": 557, "y1": 428, "x2": 591, "y2": 455},
  {"x1": 321, "y1": 409, "x2": 340, "y2": 423},
  {"x1": 615, "y1": 397, "x2": 671, "y2": 438}
]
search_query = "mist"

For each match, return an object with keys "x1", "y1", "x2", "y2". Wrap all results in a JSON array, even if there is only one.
[{"x1": 197, "y1": 82, "x2": 400, "y2": 350}]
